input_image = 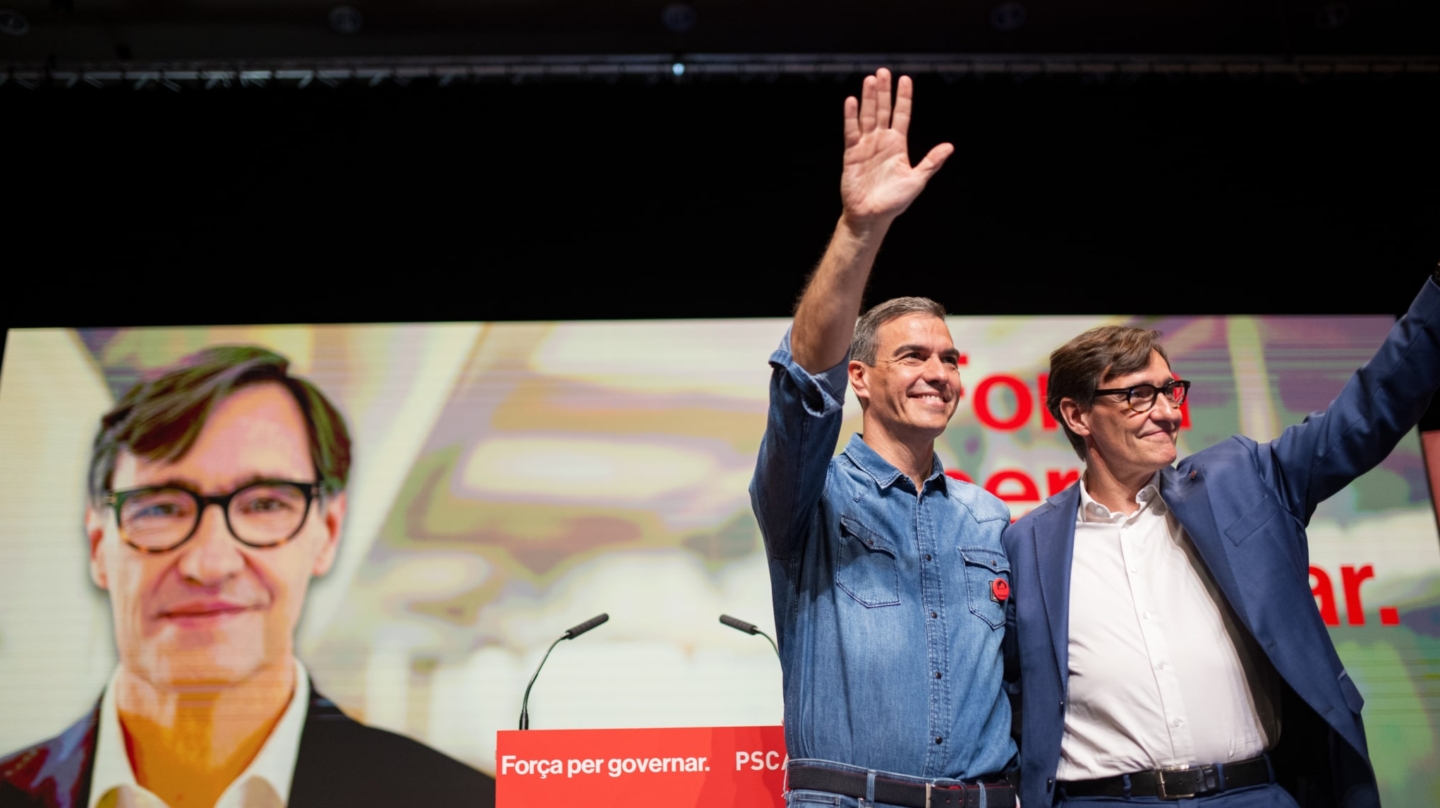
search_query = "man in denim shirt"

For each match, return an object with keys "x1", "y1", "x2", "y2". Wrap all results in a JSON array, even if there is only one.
[{"x1": 750, "y1": 68, "x2": 1017, "y2": 808}]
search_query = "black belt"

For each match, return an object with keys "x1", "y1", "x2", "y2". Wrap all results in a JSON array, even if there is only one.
[
  {"x1": 1059, "y1": 755, "x2": 1272, "y2": 800},
  {"x1": 788, "y1": 763, "x2": 1017, "y2": 808}
]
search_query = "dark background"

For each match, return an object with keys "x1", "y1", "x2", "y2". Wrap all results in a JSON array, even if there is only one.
[
  {"x1": 1, "y1": 0, "x2": 1437, "y2": 333},
  {"x1": 3, "y1": 0, "x2": 1438, "y2": 62}
]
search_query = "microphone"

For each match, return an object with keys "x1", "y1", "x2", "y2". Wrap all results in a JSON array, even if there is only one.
[
  {"x1": 518, "y1": 613, "x2": 609, "y2": 730},
  {"x1": 719, "y1": 613, "x2": 779, "y2": 658},
  {"x1": 564, "y1": 613, "x2": 609, "y2": 639}
]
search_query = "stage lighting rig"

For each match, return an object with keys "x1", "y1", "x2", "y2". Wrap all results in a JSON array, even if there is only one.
[
  {"x1": 330, "y1": 5, "x2": 363, "y2": 35},
  {"x1": 0, "y1": 9, "x2": 28, "y2": 36},
  {"x1": 990, "y1": 2, "x2": 1025, "y2": 32},
  {"x1": 1315, "y1": 2, "x2": 1350, "y2": 30},
  {"x1": 661, "y1": 3, "x2": 696, "y2": 34}
]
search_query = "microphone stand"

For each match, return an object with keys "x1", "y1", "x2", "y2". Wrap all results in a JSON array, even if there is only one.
[
  {"x1": 518, "y1": 613, "x2": 609, "y2": 730},
  {"x1": 719, "y1": 614, "x2": 780, "y2": 658}
]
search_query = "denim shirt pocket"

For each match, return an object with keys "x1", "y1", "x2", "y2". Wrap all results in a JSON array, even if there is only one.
[
  {"x1": 960, "y1": 547, "x2": 1010, "y2": 629},
  {"x1": 835, "y1": 513, "x2": 902, "y2": 608}
]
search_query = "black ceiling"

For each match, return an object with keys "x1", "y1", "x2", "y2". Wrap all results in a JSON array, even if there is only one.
[
  {"x1": 1, "y1": 0, "x2": 1437, "y2": 334},
  {"x1": 2, "y1": 0, "x2": 1437, "y2": 64}
]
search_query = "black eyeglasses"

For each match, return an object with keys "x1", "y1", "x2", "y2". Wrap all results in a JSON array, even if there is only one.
[
  {"x1": 1092, "y1": 379, "x2": 1191, "y2": 413},
  {"x1": 104, "y1": 480, "x2": 320, "y2": 553}
]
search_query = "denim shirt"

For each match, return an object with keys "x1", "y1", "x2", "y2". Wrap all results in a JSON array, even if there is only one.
[{"x1": 749, "y1": 332, "x2": 1017, "y2": 781}]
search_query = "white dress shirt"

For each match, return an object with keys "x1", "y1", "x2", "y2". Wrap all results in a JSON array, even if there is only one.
[
  {"x1": 1056, "y1": 473, "x2": 1279, "y2": 780},
  {"x1": 88, "y1": 660, "x2": 310, "y2": 808}
]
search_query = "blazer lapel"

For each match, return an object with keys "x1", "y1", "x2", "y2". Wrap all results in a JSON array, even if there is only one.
[
  {"x1": 290, "y1": 685, "x2": 348, "y2": 808},
  {"x1": 1159, "y1": 465, "x2": 1248, "y2": 625},
  {"x1": 5, "y1": 705, "x2": 99, "y2": 808},
  {"x1": 1032, "y1": 485, "x2": 1081, "y2": 688}
]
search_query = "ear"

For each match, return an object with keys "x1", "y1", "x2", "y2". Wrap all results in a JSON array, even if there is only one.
[
  {"x1": 848, "y1": 360, "x2": 871, "y2": 408},
  {"x1": 86, "y1": 505, "x2": 110, "y2": 590},
  {"x1": 1058, "y1": 398, "x2": 1092, "y2": 438},
  {"x1": 311, "y1": 491, "x2": 346, "y2": 577}
]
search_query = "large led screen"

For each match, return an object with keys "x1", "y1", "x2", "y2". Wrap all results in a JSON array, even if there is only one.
[{"x1": 1, "y1": 316, "x2": 1436, "y2": 805}]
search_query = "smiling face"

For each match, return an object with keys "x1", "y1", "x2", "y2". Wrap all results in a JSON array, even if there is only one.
[
  {"x1": 1060, "y1": 350, "x2": 1183, "y2": 482},
  {"x1": 86, "y1": 383, "x2": 345, "y2": 689},
  {"x1": 850, "y1": 313, "x2": 962, "y2": 446}
]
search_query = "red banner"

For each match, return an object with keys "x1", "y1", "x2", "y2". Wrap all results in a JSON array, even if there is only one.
[{"x1": 495, "y1": 726, "x2": 787, "y2": 807}]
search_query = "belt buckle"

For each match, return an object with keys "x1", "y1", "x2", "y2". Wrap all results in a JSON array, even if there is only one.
[
  {"x1": 926, "y1": 783, "x2": 969, "y2": 808},
  {"x1": 1155, "y1": 765, "x2": 1201, "y2": 800}
]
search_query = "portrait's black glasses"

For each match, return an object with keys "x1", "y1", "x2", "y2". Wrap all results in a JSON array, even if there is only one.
[
  {"x1": 1092, "y1": 379, "x2": 1191, "y2": 413},
  {"x1": 104, "y1": 480, "x2": 319, "y2": 553}
]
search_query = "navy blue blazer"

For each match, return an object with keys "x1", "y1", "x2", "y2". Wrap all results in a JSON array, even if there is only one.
[
  {"x1": 1004, "y1": 279, "x2": 1440, "y2": 808},
  {"x1": 0, "y1": 686, "x2": 496, "y2": 808}
]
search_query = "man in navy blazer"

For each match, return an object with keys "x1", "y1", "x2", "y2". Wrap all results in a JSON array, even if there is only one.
[{"x1": 1005, "y1": 274, "x2": 1440, "y2": 808}]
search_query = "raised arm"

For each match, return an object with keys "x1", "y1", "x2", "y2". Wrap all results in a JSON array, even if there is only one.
[
  {"x1": 1264, "y1": 275, "x2": 1440, "y2": 524},
  {"x1": 790, "y1": 67, "x2": 954, "y2": 373}
]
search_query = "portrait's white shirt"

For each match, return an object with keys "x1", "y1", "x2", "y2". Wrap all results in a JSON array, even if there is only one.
[
  {"x1": 88, "y1": 659, "x2": 310, "y2": 808},
  {"x1": 1056, "y1": 473, "x2": 1279, "y2": 781}
]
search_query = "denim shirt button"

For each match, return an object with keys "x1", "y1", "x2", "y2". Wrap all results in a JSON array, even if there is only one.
[
  {"x1": 935, "y1": 736, "x2": 943, "y2": 744},
  {"x1": 925, "y1": 554, "x2": 932, "y2": 561},
  {"x1": 934, "y1": 672, "x2": 942, "y2": 679},
  {"x1": 930, "y1": 611, "x2": 938, "y2": 618}
]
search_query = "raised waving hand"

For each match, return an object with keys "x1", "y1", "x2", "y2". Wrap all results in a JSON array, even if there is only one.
[
  {"x1": 840, "y1": 68, "x2": 954, "y2": 227},
  {"x1": 790, "y1": 68, "x2": 952, "y2": 373}
]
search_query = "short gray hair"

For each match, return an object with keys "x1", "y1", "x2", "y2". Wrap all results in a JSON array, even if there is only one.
[{"x1": 850, "y1": 297, "x2": 948, "y2": 365}]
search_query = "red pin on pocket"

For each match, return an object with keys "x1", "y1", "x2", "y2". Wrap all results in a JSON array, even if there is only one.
[{"x1": 990, "y1": 578, "x2": 1010, "y2": 603}]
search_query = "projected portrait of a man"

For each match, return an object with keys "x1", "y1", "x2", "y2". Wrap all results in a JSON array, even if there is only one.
[{"x1": 0, "y1": 346, "x2": 494, "y2": 808}]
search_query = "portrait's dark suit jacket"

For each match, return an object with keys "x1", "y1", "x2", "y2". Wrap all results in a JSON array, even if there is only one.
[
  {"x1": 0, "y1": 685, "x2": 496, "y2": 808},
  {"x1": 1004, "y1": 278, "x2": 1440, "y2": 808}
]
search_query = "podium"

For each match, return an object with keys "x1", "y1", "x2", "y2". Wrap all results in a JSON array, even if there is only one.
[{"x1": 496, "y1": 725, "x2": 786, "y2": 807}]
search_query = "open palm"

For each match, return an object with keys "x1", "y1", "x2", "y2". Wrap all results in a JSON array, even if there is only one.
[{"x1": 840, "y1": 69, "x2": 954, "y2": 223}]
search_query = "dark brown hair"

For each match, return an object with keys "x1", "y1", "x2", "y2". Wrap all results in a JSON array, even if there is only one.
[
  {"x1": 88, "y1": 345, "x2": 352, "y2": 503},
  {"x1": 1046, "y1": 326, "x2": 1169, "y2": 459}
]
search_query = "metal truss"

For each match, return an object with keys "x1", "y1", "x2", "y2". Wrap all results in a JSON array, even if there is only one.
[{"x1": 4, "y1": 53, "x2": 1438, "y2": 91}]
